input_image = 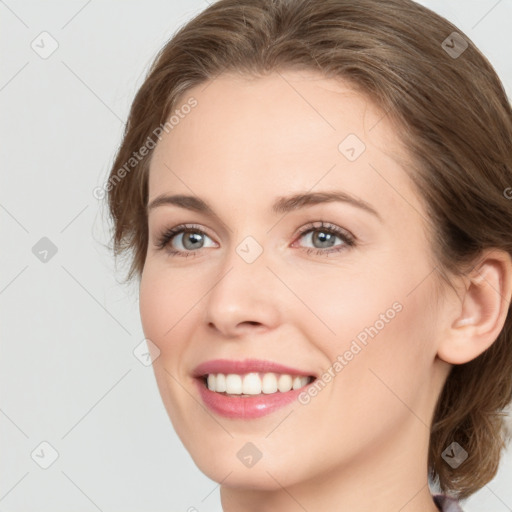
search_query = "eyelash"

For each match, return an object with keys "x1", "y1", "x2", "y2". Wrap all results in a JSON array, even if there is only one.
[{"x1": 155, "y1": 221, "x2": 356, "y2": 258}]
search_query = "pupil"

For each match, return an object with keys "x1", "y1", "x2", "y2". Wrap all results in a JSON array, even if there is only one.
[
  {"x1": 183, "y1": 231, "x2": 203, "y2": 250},
  {"x1": 313, "y1": 230, "x2": 335, "y2": 248}
]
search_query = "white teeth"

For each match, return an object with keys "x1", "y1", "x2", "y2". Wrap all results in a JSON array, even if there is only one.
[
  {"x1": 242, "y1": 373, "x2": 261, "y2": 395},
  {"x1": 216, "y1": 373, "x2": 226, "y2": 392},
  {"x1": 225, "y1": 374, "x2": 242, "y2": 394},
  {"x1": 292, "y1": 376, "x2": 304, "y2": 390},
  {"x1": 205, "y1": 372, "x2": 312, "y2": 395},
  {"x1": 278, "y1": 374, "x2": 292, "y2": 392},
  {"x1": 262, "y1": 373, "x2": 278, "y2": 394}
]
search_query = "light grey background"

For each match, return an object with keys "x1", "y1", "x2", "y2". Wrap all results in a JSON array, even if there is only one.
[{"x1": 1, "y1": 1, "x2": 511, "y2": 511}]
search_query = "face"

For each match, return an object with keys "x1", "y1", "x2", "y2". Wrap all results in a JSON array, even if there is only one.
[{"x1": 139, "y1": 70, "x2": 449, "y2": 491}]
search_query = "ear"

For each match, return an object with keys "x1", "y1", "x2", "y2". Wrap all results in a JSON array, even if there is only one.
[{"x1": 437, "y1": 249, "x2": 512, "y2": 365}]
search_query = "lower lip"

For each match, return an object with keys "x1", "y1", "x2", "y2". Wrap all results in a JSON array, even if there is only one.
[{"x1": 195, "y1": 378, "x2": 313, "y2": 419}]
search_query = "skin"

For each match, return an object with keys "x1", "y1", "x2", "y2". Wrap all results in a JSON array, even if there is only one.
[{"x1": 139, "y1": 70, "x2": 512, "y2": 512}]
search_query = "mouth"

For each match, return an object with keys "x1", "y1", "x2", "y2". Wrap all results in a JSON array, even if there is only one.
[{"x1": 192, "y1": 359, "x2": 318, "y2": 419}]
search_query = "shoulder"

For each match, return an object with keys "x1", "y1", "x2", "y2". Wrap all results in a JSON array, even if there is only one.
[{"x1": 433, "y1": 494, "x2": 465, "y2": 512}]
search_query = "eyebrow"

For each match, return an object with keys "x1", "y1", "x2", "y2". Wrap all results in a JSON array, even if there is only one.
[{"x1": 147, "y1": 191, "x2": 382, "y2": 222}]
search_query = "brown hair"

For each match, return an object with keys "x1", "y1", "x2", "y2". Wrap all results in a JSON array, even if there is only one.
[{"x1": 106, "y1": 0, "x2": 512, "y2": 500}]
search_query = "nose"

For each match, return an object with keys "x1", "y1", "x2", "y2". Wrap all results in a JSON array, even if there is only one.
[{"x1": 202, "y1": 242, "x2": 283, "y2": 338}]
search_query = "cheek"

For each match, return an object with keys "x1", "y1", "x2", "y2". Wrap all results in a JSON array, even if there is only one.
[
  {"x1": 139, "y1": 264, "x2": 199, "y2": 349},
  {"x1": 294, "y1": 254, "x2": 437, "y2": 399},
  {"x1": 341, "y1": 284, "x2": 436, "y2": 428},
  {"x1": 284, "y1": 258, "x2": 401, "y2": 346},
  {"x1": 139, "y1": 264, "x2": 206, "y2": 433}
]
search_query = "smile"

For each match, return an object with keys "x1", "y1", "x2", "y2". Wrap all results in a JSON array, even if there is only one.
[{"x1": 192, "y1": 359, "x2": 318, "y2": 419}]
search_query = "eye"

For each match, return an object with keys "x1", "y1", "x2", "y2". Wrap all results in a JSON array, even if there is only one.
[
  {"x1": 293, "y1": 221, "x2": 356, "y2": 256},
  {"x1": 155, "y1": 224, "x2": 216, "y2": 257}
]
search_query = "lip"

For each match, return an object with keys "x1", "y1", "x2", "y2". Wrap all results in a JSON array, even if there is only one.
[
  {"x1": 192, "y1": 358, "x2": 317, "y2": 419},
  {"x1": 192, "y1": 358, "x2": 317, "y2": 378}
]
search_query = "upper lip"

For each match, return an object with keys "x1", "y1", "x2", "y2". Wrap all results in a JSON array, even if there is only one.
[{"x1": 193, "y1": 358, "x2": 317, "y2": 378}]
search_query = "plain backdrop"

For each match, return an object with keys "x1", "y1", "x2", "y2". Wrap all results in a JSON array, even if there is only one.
[{"x1": 1, "y1": 1, "x2": 512, "y2": 511}]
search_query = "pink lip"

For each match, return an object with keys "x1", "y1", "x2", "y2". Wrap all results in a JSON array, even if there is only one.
[
  {"x1": 192, "y1": 358, "x2": 316, "y2": 419},
  {"x1": 192, "y1": 358, "x2": 316, "y2": 378}
]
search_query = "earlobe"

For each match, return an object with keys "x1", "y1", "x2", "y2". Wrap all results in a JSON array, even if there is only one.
[{"x1": 437, "y1": 250, "x2": 512, "y2": 365}]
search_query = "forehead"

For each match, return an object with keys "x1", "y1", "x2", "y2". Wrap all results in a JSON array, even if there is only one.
[
  {"x1": 155, "y1": 70, "x2": 396, "y2": 162},
  {"x1": 148, "y1": 70, "x2": 422, "y2": 224}
]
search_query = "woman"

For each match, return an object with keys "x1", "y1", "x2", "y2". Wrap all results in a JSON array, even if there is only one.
[{"x1": 106, "y1": 0, "x2": 512, "y2": 510}]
